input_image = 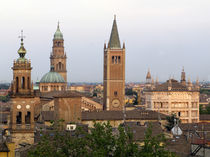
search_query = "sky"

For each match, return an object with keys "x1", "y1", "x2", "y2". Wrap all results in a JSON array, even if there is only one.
[{"x1": 0, "y1": 0, "x2": 210, "y2": 83}]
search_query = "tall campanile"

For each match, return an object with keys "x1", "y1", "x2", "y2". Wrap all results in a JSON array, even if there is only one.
[
  {"x1": 50, "y1": 22, "x2": 67, "y2": 82},
  {"x1": 10, "y1": 31, "x2": 40, "y2": 148},
  {"x1": 103, "y1": 16, "x2": 125, "y2": 110}
]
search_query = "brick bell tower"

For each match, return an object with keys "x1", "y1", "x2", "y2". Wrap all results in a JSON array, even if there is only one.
[
  {"x1": 10, "y1": 31, "x2": 39, "y2": 148},
  {"x1": 103, "y1": 16, "x2": 125, "y2": 110},
  {"x1": 50, "y1": 22, "x2": 67, "y2": 82}
]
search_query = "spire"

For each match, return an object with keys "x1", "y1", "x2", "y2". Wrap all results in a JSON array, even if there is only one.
[
  {"x1": 54, "y1": 21, "x2": 63, "y2": 40},
  {"x1": 155, "y1": 76, "x2": 159, "y2": 85},
  {"x1": 196, "y1": 77, "x2": 199, "y2": 86},
  {"x1": 181, "y1": 66, "x2": 186, "y2": 85},
  {"x1": 18, "y1": 30, "x2": 26, "y2": 58},
  {"x1": 146, "y1": 69, "x2": 152, "y2": 85},
  {"x1": 188, "y1": 77, "x2": 192, "y2": 87},
  {"x1": 57, "y1": 21, "x2": 60, "y2": 30},
  {"x1": 181, "y1": 67, "x2": 186, "y2": 81},
  {"x1": 146, "y1": 69, "x2": 151, "y2": 80},
  {"x1": 108, "y1": 15, "x2": 121, "y2": 49},
  {"x1": 195, "y1": 77, "x2": 200, "y2": 90},
  {"x1": 168, "y1": 78, "x2": 172, "y2": 90}
]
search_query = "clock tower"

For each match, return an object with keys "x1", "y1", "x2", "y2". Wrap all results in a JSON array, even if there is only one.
[
  {"x1": 103, "y1": 16, "x2": 125, "y2": 110},
  {"x1": 10, "y1": 31, "x2": 40, "y2": 148}
]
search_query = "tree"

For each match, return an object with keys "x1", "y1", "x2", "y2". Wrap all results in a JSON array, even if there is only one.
[
  {"x1": 139, "y1": 124, "x2": 176, "y2": 157},
  {"x1": 165, "y1": 114, "x2": 180, "y2": 131},
  {"x1": 199, "y1": 104, "x2": 210, "y2": 114},
  {"x1": 28, "y1": 121, "x2": 177, "y2": 157},
  {"x1": 0, "y1": 95, "x2": 10, "y2": 102}
]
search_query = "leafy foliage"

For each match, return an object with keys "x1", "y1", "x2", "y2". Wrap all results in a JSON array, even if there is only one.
[
  {"x1": 125, "y1": 88, "x2": 137, "y2": 96},
  {"x1": 28, "y1": 121, "x2": 176, "y2": 157},
  {"x1": 139, "y1": 124, "x2": 176, "y2": 157},
  {"x1": 165, "y1": 114, "x2": 180, "y2": 131},
  {"x1": 200, "y1": 89, "x2": 210, "y2": 95},
  {"x1": 200, "y1": 104, "x2": 210, "y2": 114},
  {"x1": 0, "y1": 95, "x2": 10, "y2": 102}
]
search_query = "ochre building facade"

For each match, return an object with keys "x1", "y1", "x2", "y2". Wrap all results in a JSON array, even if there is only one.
[{"x1": 145, "y1": 69, "x2": 200, "y2": 123}]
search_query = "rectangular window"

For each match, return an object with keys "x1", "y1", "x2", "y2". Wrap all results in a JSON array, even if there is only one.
[{"x1": 114, "y1": 91, "x2": 118, "y2": 96}]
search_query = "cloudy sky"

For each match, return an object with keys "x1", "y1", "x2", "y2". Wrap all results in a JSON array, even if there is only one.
[{"x1": 1, "y1": 0, "x2": 210, "y2": 83}]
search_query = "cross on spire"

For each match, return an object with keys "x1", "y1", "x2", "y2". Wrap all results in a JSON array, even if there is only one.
[{"x1": 18, "y1": 30, "x2": 25, "y2": 42}]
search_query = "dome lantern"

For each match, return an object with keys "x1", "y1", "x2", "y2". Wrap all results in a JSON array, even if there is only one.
[{"x1": 53, "y1": 21, "x2": 63, "y2": 40}]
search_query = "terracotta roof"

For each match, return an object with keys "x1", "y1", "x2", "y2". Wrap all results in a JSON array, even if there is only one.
[
  {"x1": 126, "y1": 122, "x2": 163, "y2": 141},
  {"x1": 41, "y1": 111, "x2": 55, "y2": 121},
  {"x1": 154, "y1": 79, "x2": 188, "y2": 91},
  {"x1": 166, "y1": 135, "x2": 191, "y2": 156},
  {"x1": 179, "y1": 123, "x2": 210, "y2": 132},
  {"x1": 82, "y1": 109, "x2": 167, "y2": 121},
  {"x1": 40, "y1": 91, "x2": 83, "y2": 99},
  {"x1": 200, "y1": 114, "x2": 210, "y2": 120}
]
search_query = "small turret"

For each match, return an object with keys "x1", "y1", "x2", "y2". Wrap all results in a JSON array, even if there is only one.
[
  {"x1": 195, "y1": 78, "x2": 200, "y2": 90},
  {"x1": 123, "y1": 42, "x2": 125, "y2": 49},
  {"x1": 155, "y1": 77, "x2": 159, "y2": 85},
  {"x1": 187, "y1": 78, "x2": 192, "y2": 90},
  {"x1": 146, "y1": 69, "x2": 151, "y2": 83},
  {"x1": 151, "y1": 77, "x2": 155, "y2": 89},
  {"x1": 181, "y1": 67, "x2": 186, "y2": 86},
  {"x1": 168, "y1": 79, "x2": 172, "y2": 91}
]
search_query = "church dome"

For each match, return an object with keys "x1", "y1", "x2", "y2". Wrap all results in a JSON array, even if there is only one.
[
  {"x1": 40, "y1": 67, "x2": 65, "y2": 83},
  {"x1": 53, "y1": 22, "x2": 63, "y2": 40}
]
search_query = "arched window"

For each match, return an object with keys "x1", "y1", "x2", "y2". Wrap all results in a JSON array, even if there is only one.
[
  {"x1": 112, "y1": 56, "x2": 114, "y2": 64},
  {"x1": 58, "y1": 62, "x2": 62, "y2": 70},
  {"x1": 57, "y1": 42, "x2": 60, "y2": 46},
  {"x1": 118, "y1": 56, "x2": 121, "y2": 63},
  {"x1": 115, "y1": 56, "x2": 117, "y2": 64},
  {"x1": 16, "y1": 77, "x2": 19, "y2": 93},
  {"x1": 25, "y1": 111, "x2": 31, "y2": 124},
  {"x1": 16, "y1": 112, "x2": 22, "y2": 124},
  {"x1": 22, "y1": 77, "x2": 25, "y2": 89},
  {"x1": 27, "y1": 77, "x2": 30, "y2": 89}
]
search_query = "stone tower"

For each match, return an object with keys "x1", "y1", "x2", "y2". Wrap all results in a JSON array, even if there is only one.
[
  {"x1": 10, "y1": 31, "x2": 39, "y2": 148},
  {"x1": 103, "y1": 16, "x2": 125, "y2": 110},
  {"x1": 181, "y1": 67, "x2": 186, "y2": 85},
  {"x1": 50, "y1": 22, "x2": 67, "y2": 82}
]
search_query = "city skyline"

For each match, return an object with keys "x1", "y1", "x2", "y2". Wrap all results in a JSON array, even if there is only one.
[{"x1": 1, "y1": 0, "x2": 210, "y2": 82}]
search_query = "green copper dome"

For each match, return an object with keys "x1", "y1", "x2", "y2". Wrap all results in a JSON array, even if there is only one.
[
  {"x1": 53, "y1": 22, "x2": 63, "y2": 40},
  {"x1": 17, "y1": 57, "x2": 28, "y2": 62},
  {"x1": 40, "y1": 66, "x2": 65, "y2": 83}
]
